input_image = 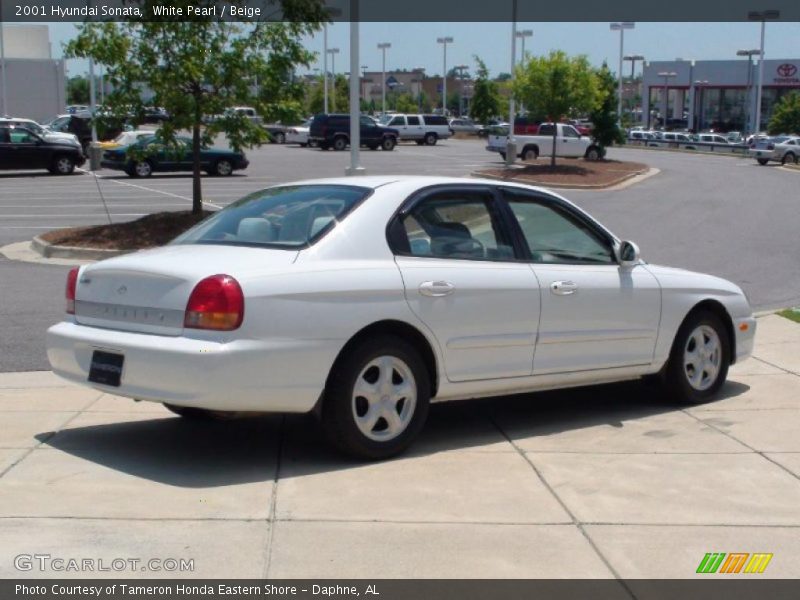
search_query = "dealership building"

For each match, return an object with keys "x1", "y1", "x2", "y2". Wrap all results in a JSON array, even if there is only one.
[
  {"x1": 642, "y1": 58, "x2": 800, "y2": 133},
  {"x1": 0, "y1": 25, "x2": 66, "y2": 123}
]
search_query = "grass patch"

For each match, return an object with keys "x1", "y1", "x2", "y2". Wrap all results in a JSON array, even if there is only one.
[{"x1": 777, "y1": 308, "x2": 800, "y2": 324}]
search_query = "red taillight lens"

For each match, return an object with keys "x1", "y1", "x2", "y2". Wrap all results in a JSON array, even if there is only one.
[
  {"x1": 66, "y1": 267, "x2": 79, "y2": 314},
  {"x1": 184, "y1": 275, "x2": 244, "y2": 331}
]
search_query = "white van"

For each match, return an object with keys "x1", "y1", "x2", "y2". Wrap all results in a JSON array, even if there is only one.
[{"x1": 379, "y1": 114, "x2": 452, "y2": 145}]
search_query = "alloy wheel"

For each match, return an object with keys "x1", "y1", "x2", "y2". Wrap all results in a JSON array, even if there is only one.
[
  {"x1": 351, "y1": 355, "x2": 417, "y2": 442},
  {"x1": 683, "y1": 325, "x2": 722, "y2": 391}
]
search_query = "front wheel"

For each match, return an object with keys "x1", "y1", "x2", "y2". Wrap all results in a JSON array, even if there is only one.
[
  {"x1": 131, "y1": 160, "x2": 153, "y2": 178},
  {"x1": 333, "y1": 136, "x2": 348, "y2": 151},
  {"x1": 424, "y1": 132, "x2": 437, "y2": 146},
  {"x1": 322, "y1": 335, "x2": 431, "y2": 460},
  {"x1": 50, "y1": 156, "x2": 75, "y2": 175},
  {"x1": 757, "y1": 158, "x2": 769, "y2": 165},
  {"x1": 273, "y1": 132, "x2": 286, "y2": 144},
  {"x1": 664, "y1": 310, "x2": 730, "y2": 405},
  {"x1": 781, "y1": 153, "x2": 797, "y2": 165},
  {"x1": 585, "y1": 146, "x2": 602, "y2": 161},
  {"x1": 214, "y1": 159, "x2": 233, "y2": 176},
  {"x1": 381, "y1": 136, "x2": 396, "y2": 151}
]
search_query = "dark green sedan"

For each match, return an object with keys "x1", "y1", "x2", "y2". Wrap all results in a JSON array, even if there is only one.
[{"x1": 100, "y1": 136, "x2": 249, "y2": 177}]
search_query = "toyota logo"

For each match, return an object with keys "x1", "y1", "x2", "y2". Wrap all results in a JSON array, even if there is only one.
[
  {"x1": 777, "y1": 63, "x2": 797, "y2": 77},
  {"x1": 117, "y1": 285, "x2": 128, "y2": 295}
]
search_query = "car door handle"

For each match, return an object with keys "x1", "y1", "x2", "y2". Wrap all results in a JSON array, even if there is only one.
[
  {"x1": 550, "y1": 280, "x2": 577, "y2": 295},
  {"x1": 419, "y1": 281, "x2": 455, "y2": 297}
]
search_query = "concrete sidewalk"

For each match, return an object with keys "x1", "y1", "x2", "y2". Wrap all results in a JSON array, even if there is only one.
[{"x1": 1, "y1": 315, "x2": 799, "y2": 579}]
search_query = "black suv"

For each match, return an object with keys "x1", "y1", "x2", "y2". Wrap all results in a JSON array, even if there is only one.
[
  {"x1": 309, "y1": 114, "x2": 399, "y2": 151},
  {"x1": 0, "y1": 126, "x2": 86, "y2": 175}
]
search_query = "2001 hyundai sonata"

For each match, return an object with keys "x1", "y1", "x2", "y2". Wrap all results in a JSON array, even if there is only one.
[{"x1": 47, "y1": 176, "x2": 756, "y2": 459}]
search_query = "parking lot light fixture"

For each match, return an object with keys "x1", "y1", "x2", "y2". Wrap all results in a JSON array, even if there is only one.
[
  {"x1": 436, "y1": 37, "x2": 453, "y2": 114},
  {"x1": 748, "y1": 10, "x2": 780, "y2": 134},
  {"x1": 623, "y1": 54, "x2": 644, "y2": 122},
  {"x1": 610, "y1": 22, "x2": 635, "y2": 128},
  {"x1": 378, "y1": 43, "x2": 391, "y2": 115},
  {"x1": 657, "y1": 71, "x2": 677, "y2": 129},
  {"x1": 736, "y1": 49, "x2": 761, "y2": 135},
  {"x1": 0, "y1": 20, "x2": 7, "y2": 117},
  {"x1": 327, "y1": 47, "x2": 340, "y2": 112},
  {"x1": 515, "y1": 29, "x2": 533, "y2": 63}
]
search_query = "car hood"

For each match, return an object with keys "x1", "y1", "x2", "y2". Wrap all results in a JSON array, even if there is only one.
[
  {"x1": 644, "y1": 264, "x2": 744, "y2": 296},
  {"x1": 43, "y1": 134, "x2": 79, "y2": 145}
]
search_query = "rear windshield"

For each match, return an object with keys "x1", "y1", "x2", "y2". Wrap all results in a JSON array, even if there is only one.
[{"x1": 173, "y1": 185, "x2": 371, "y2": 249}]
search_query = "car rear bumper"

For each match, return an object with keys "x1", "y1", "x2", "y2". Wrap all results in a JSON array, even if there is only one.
[{"x1": 46, "y1": 321, "x2": 327, "y2": 413}]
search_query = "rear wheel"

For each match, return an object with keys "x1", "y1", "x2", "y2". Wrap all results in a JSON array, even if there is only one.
[
  {"x1": 322, "y1": 335, "x2": 430, "y2": 460},
  {"x1": 424, "y1": 132, "x2": 438, "y2": 146},
  {"x1": 781, "y1": 152, "x2": 797, "y2": 165},
  {"x1": 381, "y1": 136, "x2": 396, "y2": 151},
  {"x1": 273, "y1": 132, "x2": 286, "y2": 144},
  {"x1": 333, "y1": 136, "x2": 348, "y2": 151},
  {"x1": 757, "y1": 158, "x2": 769, "y2": 165},
  {"x1": 522, "y1": 146, "x2": 538, "y2": 161},
  {"x1": 50, "y1": 155, "x2": 75, "y2": 175},
  {"x1": 664, "y1": 310, "x2": 730, "y2": 405},
  {"x1": 132, "y1": 160, "x2": 153, "y2": 178},
  {"x1": 585, "y1": 146, "x2": 602, "y2": 161}
]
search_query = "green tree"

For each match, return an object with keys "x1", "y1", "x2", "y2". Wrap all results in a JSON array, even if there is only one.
[
  {"x1": 589, "y1": 62, "x2": 625, "y2": 152},
  {"x1": 513, "y1": 50, "x2": 604, "y2": 167},
  {"x1": 469, "y1": 56, "x2": 501, "y2": 125},
  {"x1": 305, "y1": 74, "x2": 348, "y2": 115},
  {"x1": 768, "y1": 92, "x2": 800, "y2": 135},
  {"x1": 395, "y1": 93, "x2": 418, "y2": 114},
  {"x1": 67, "y1": 76, "x2": 90, "y2": 105},
  {"x1": 65, "y1": 0, "x2": 326, "y2": 215}
]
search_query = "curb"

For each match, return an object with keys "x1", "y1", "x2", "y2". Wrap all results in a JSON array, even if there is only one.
[
  {"x1": 470, "y1": 166, "x2": 656, "y2": 190},
  {"x1": 31, "y1": 235, "x2": 131, "y2": 261},
  {"x1": 620, "y1": 144, "x2": 748, "y2": 159}
]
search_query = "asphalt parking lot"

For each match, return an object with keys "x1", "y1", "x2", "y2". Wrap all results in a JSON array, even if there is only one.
[{"x1": 1, "y1": 314, "x2": 799, "y2": 579}]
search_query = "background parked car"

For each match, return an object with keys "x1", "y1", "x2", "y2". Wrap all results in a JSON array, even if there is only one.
[
  {"x1": 100, "y1": 136, "x2": 248, "y2": 177},
  {"x1": 46, "y1": 114, "x2": 124, "y2": 154},
  {"x1": 309, "y1": 113, "x2": 399, "y2": 151},
  {"x1": 750, "y1": 136, "x2": 800, "y2": 165},
  {"x1": 448, "y1": 118, "x2": 480, "y2": 135},
  {"x1": 379, "y1": 114, "x2": 452, "y2": 145},
  {"x1": 0, "y1": 125, "x2": 86, "y2": 174},
  {"x1": 0, "y1": 117, "x2": 82, "y2": 149},
  {"x1": 286, "y1": 118, "x2": 313, "y2": 147},
  {"x1": 97, "y1": 130, "x2": 157, "y2": 150}
]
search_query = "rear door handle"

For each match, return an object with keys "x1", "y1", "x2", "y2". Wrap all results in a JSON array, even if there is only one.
[
  {"x1": 550, "y1": 280, "x2": 577, "y2": 295},
  {"x1": 419, "y1": 281, "x2": 455, "y2": 297}
]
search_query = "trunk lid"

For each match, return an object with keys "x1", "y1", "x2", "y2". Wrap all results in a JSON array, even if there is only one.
[{"x1": 74, "y1": 244, "x2": 298, "y2": 335}]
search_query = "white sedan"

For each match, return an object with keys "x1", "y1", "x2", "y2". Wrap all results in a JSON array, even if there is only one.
[
  {"x1": 285, "y1": 118, "x2": 313, "y2": 147},
  {"x1": 47, "y1": 177, "x2": 756, "y2": 459}
]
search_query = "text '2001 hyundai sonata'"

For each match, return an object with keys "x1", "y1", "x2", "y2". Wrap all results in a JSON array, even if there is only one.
[{"x1": 47, "y1": 176, "x2": 755, "y2": 459}]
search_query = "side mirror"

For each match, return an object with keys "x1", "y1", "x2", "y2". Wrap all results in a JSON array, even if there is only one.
[{"x1": 617, "y1": 240, "x2": 641, "y2": 267}]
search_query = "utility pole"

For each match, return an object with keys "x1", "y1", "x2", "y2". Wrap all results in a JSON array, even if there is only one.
[
  {"x1": 610, "y1": 22, "x2": 635, "y2": 128},
  {"x1": 378, "y1": 42, "x2": 391, "y2": 115},
  {"x1": 436, "y1": 36, "x2": 453, "y2": 115}
]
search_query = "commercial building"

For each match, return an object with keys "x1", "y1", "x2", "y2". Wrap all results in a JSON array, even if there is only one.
[
  {"x1": 642, "y1": 58, "x2": 800, "y2": 133},
  {"x1": 0, "y1": 25, "x2": 66, "y2": 123}
]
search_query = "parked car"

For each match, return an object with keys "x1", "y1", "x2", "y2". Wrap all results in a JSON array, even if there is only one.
[
  {"x1": 487, "y1": 122, "x2": 603, "y2": 161},
  {"x1": 309, "y1": 113, "x2": 399, "y2": 151},
  {"x1": 697, "y1": 133, "x2": 731, "y2": 144},
  {"x1": 46, "y1": 176, "x2": 755, "y2": 459},
  {"x1": 100, "y1": 136, "x2": 248, "y2": 177},
  {"x1": 97, "y1": 130, "x2": 156, "y2": 150},
  {"x1": 0, "y1": 125, "x2": 86, "y2": 174},
  {"x1": 750, "y1": 136, "x2": 800, "y2": 165},
  {"x1": 46, "y1": 114, "x2": 124, "y2": 154},
  {"x1": 379, "y1": 113, "x2": 452, "y2": 145},
  {"x1": 0, "y1": 117, "x2": 82, "y2": 149},
  {"x1": 285, "y1": 118, "x2": 313, "y2": 146},
  {"x1": 448, "y1": 118, "x2": 480, "y2": 135}
]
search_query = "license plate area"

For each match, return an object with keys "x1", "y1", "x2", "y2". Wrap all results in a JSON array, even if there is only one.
[{"x1": 88, "y1": 350, "x2": 124, "y2": 387}]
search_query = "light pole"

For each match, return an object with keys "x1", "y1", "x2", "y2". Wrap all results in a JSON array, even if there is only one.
[
  {"x1": 736, "y1": 49, "x2": 761, "y2": 135},
  {"x1": 0, "y1": 18, "x2": 7, "y2": 117},
  {"x1": 436, "y1": 36, "x2": 453, "y2": 115},
  {"x1": 507, "y1": 0, "x2": 517, "y2": 166},
  {"x1": 415, "y1": 67, "x2": 426, "y2": 111},
  {"x1": 346, "y1": 0, "x2": 365, "y2": 177},
  {"x1": 327, "y1": 47, "x2": 340, "y2": 112},
  {"x1": 623, "y1": 54, "x2": 644, "y2": 122},
  {"x1": 610, "y1": 22, "x2": 635, "y2": 128},
  {"x1": 515, "y1": 29, "x2": 532, "y2": 63},
  {"x1": 454, "y1": 64, "x2": 468, "y2": 116},
  {"x1": 657, "y1": 71, "x2": 677, "y2": 130},
  {"x1": 693, "y1": 80, "x2": 709, "y2": 131},
  {"x1": 748, "y1": 9, "x2": 780, "y2": 134},
  {"x1": 378, "y1": 42, "x2": 391, "y2": 115}
]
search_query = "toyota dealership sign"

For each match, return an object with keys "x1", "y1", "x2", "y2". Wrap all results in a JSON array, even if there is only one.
[{"x1": 774, "y1": 63, "x2": 799, "y2": 85}]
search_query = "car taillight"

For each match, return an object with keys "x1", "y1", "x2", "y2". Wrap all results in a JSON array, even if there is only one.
[
  {"x1": 184, "y1": 275, "x2": 244, "y2": 331},
  {"x1": 66, "y1": 267, "x2": 79, "y2": 314}
]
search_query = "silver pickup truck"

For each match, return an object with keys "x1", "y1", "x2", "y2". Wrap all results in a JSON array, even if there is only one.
[{"x1": 379, "y1": 114, "x2": 453, "y2": 145}]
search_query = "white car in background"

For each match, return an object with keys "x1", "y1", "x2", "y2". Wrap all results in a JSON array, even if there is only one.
[
  {"x1": 285, "y1": 118, "x2": 313, "y2": 147},
  {"x1": 750, "y1": 136, "x2": 800, "y2": 165},
  {"x1": 47, "y1": 176, "x2": 755, "y2": 459}
]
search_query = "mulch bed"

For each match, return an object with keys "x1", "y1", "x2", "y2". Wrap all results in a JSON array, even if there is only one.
[
  {"x1": 39, "y1": 211, "x2": 212, "y2": 251},
  {"x1": 476, "y1": 158, "x2": 649, "y2": 187}
]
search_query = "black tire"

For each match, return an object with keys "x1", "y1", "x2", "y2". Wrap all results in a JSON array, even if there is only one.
[
  {"x1": 757, "y1": 158, "x2": 769, "y2": 165},
  {"x1": 131, "y1": 160, "x2": 153, "y2": 178},
  {"x1": 214, "y1": 159, "x2": 234, "y2": 176},
  {"x1": 332, "y1": 136, "x2": 348, "y2": 151},
  {"x1": 274, "y1": 132, "x2": 286, "y2": 144},
  {"x1": 322, "y1": 335, "x2": 431, "y2": 460},
  {"x1": 584, "y1": 146, "x2": 601, "y2": 161},
  {"x1": 781, "y1": 153, "x2": 796, "y2": 165},
  {"x1": 300, "y1": 142, "x2": 308, "y2": 148},
  {"x1": 319, "y1": 142, "x2": 330, "y2": 150},
  {"x1": 163, "y1": 403, "x2": 237, "y2": 420},
  {"x1": 49, "y1": 155, "x2": 76, "y2": 175},
  {"x1": 521, "y1": 146, "x2": 538, "y2": 161},
  {"x1": 424, "y1": 132, "x2": 438, "y2": 146},
  {"x1": 381, "y1": 136, "x2": 397, "y2": 151},
  {"x1": 664, "y1": 310, "x2": 730, "y2": 405}
]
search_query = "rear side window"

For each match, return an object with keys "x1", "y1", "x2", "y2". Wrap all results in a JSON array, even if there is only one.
[
  {"x1": 407, "y1": 116, "x2": 420, "y2": 125},
  {"x1": 422, "y1": 115, "x2": 448, "y2": 126},
  {"x1": 538, "y1": 124, "x2": 555, "y2": 136},
  {"x1": 173, "y1": 185, "x2": 371, "y2": 249}
]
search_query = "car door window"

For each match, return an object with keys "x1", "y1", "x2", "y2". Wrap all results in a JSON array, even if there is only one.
[
  {"x1": 563, "y1": 126, "x2": 580, "y2": 138},
  {"x1": 407, "y1": 116, "x2": 420, "y2": 126},
  {"x1": 505, "y1": 194, "x2": 615, "y2": 264},
  {"x1": 9, "y1": 129, "x2": 38, "y2": 144},
  {"x1": 394, "y1": 191, "x2": 514, "y2": 261},
  {"x1": 388, "y1": 116, "x2": 404, "y2": 127}
]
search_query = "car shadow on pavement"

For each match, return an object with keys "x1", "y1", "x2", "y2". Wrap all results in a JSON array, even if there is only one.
[{"x1": 35, "y1": 379, "x2": 749, "y2": 487}]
